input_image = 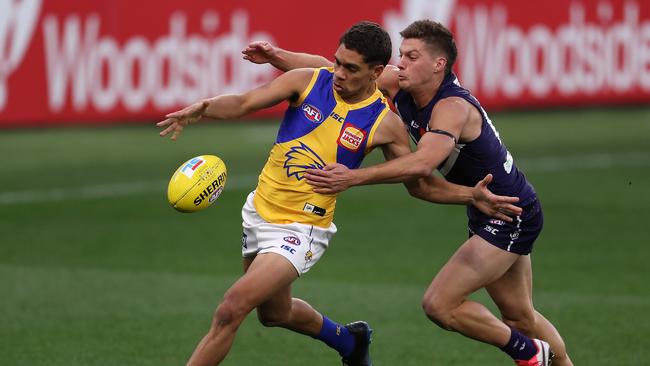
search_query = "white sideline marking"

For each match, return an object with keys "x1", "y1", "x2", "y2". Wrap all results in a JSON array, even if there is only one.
[
  {"x1": 517, "y1": 152, "x2": 650, "y2": 172},
  {"x1": 0, "y1": 175, "x2": 259, "y2": 205},
  {"x1": 1, "y1": 152, "x2": 649, "y2": 205}
]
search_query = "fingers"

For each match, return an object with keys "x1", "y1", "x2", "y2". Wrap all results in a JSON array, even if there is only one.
[
  {"x1": 496, "y1": 195, "x2": 520, "y2": 203},
  {"x1": 242, "y1": 41, "x2": 272, "y2": 62},
  {"x1": 159, "y1": 124, "x2": 183, "y2": 140},
  {"x1": 494, "y1": 211, "x2": 513, "y2": 222},
  {"x1": 156, "y1": 118, "x2": 174, "y2": 127},
  {"x1": 167, "y1": 101, "x2": 205, "y2": 119},
  {"x1": 304, "y1": 169, "x2": 330, "y2": 178},
  {"x1": 323, "y1": 164, "x2": 338, "y2": 171},
  {"x1": 478, "y1": 173, "x2": 493, "y2": 187},
  {"x1": 498, "y1": 203, "x2": 523, "y2": 216},
  {"x1": 246, "y1": 41, "x2": 268, "y2": 49},
  {"x1": 304, "y1": 174, "x2": 331, "y2": 185},
  {"x1": 165, "y1": 110, "x2": 187, "y2": 119},
  {"x1": 313, "y1": 187, "x2": 335, "y2": 194}
]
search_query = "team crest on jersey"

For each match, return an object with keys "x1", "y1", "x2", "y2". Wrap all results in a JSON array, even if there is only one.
[
  {"x1": 181, "y1": 157, "x2": 204, "y2": 178},
  {"x1": 338, "y1": 123, "x2": 366, "y2": 152},
  {"x1": 301, "y1": 103, "x2": 323, "y2": 123},
  {"x1": 284, "y1": 142, "x2": 326, "y2": 180}
]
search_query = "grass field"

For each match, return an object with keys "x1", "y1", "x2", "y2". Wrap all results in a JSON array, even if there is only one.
[{"x1": 1, "y1": 107, "x2": 649, "y2": 365}]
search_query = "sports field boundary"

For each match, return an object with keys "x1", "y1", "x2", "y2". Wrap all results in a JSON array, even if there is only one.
[{"x1": 1, "y1": 151, "x2": 648, "y2": 205}]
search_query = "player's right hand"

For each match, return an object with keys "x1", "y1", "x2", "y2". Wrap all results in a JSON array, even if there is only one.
[
  {"x1": 471, "y1": 174, "x2": 523, "y2": 221},
  {"x1": 242, "y1": 41, "x2": 278, "y2": 64},
  {"x1": 156, "y1": 100, "x2": 209, "y2": 141}
]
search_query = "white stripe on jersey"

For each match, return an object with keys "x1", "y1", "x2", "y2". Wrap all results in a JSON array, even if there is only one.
[{"x1": 439, "y1": 143, "x2": 465, "y2": 176}]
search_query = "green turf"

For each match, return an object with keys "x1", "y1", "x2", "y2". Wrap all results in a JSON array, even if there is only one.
[{"x1": 1, "y1": 107, "x2": 649, "y2": 365}]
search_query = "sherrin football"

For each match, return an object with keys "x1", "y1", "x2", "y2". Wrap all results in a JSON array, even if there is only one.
[{"x1": 167, "y1": 155, "x2": 227, "y2": 212}]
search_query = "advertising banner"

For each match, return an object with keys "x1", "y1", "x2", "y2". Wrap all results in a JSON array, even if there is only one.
[{"x1": 2, "y1": 0, "x2": 649, "y2": 126}]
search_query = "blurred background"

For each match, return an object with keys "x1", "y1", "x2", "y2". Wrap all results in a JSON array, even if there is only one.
[{"x1": 1, "y1": 0, "x2": 649, "y2": 365}]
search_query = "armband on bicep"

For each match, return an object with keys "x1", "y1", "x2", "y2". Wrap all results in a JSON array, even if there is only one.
[{"x1": 428, "y1": 129, "x2": 458, "y2": 144}]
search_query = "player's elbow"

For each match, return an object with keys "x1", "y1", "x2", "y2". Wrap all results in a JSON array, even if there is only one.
[
  {"x1": 406, "y1": 183, "x2": 425, "y2": 200},
  {"x1": 408, "y1": 160, "x2": 435, "y2": 179},
  {"x1": 235, "y1": 96, "x2": 255, "y2": 117},
  {"x1": 413, "y1": 166, "x2": 433, "y2": 178},
  {"x1": 403, "y1": 178, "x2": 435, "y2": 202},
  {"x1": 407, "y1": 151, "x2": 437, "y2": 178}
]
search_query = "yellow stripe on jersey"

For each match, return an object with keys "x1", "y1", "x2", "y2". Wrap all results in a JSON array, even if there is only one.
[
  {"x1": 253, "y1": 67, "x2": 388, "y2": 227},
  {"x1": 291, "y1": 68, "x2": 320, "y2": 108},
  {"x1": 365, "y1": 105, "x2": 389, "y2": 154}
]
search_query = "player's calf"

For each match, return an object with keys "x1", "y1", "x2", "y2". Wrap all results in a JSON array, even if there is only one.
[
  {"x1": 256, "y1": 308, "x2": 290, "y2": 328},
  {"x1": 502, "y1": 313, "x2": 538, "y2": 337}
]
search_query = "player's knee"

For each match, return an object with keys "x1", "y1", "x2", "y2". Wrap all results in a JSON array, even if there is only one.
[
  {"x1": 212, "y1": 297, "x2": 250, "y2": 331},
  {"x1": 421, "y1": 296, "x2": 454, "y2": 330},
  {"x1": 256, "y1": 309, "x2": 289, "y2": 328}
]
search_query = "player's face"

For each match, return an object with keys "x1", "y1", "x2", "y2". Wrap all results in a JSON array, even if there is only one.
[
  {"x1": 397, "y1": 38, "x2": 446, "y2": 92},
  {"x1": 332, "y1": 44, "x2": 383, "y2": 101}
]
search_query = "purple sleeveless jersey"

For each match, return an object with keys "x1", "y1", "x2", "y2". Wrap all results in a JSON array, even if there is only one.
[
  {"x1": 393, "y1": 73, "x2": 542, "y2": 254},
  {"x1": 393, "y1": 72, "x2": 536, "y2": 204}
]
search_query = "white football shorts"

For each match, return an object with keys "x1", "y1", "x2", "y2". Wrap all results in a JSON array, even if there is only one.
[{"x1": 241, "y1": 191, "x2": 337, "y2": 276}]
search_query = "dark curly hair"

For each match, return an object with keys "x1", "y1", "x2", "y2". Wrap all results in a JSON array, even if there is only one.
[
  {"x1": 339, "y1": 21, "x2": 392, "y2": 67},
  {"x1": 400, "y1": 20, "x2": 457, "y2": 75}
]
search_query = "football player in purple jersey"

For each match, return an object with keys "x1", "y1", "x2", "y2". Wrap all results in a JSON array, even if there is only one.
[{"x1": 243, "y1": 20, "x2": 572, "y2": 366}]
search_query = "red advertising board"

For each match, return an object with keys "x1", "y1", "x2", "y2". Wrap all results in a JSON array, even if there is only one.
[{"x1": 2, "y1": 0, "x2": 649, "y2": 126}]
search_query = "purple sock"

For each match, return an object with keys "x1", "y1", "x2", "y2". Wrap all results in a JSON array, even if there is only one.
[
  {"x1": 313, "y1": 315, "x2": 356, "y2": 357},
  {"x1": 500, "y1": 328, "x2": 537, "y2": 360}
]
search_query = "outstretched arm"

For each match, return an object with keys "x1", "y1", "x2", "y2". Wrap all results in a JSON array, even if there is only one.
[
  {"x1": 305, "y1": 111, "x2": 522, "y2": 220},
  {"x1": 157, "y1": 68, "x2": 313, "y2": 140},
  {"x1": 243, "y1": 41, "x2": 401, "y2": 98},
  {"x1": 305, "y1": 98, "x2": 465, "y2": 189},
  {"x1": 406, "y1": 174, "x2": 521, "y2": 221},
  {"x1": 242, "y1": 41, "x2": 333, "y2": 72}
]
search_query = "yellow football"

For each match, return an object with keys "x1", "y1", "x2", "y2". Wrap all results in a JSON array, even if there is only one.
[{"x1": 167, "y1": 155, "x2": 227, "y2": 213}]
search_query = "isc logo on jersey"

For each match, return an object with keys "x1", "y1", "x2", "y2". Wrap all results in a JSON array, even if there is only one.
[
  {"x1": 301, "y1": 103, "x2": 323, "y2": 123},
  {"x1": 338, "y1": 123, "x2": 366, "y2": 152}
]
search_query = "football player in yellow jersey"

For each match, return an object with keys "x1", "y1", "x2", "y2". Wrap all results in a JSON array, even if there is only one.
[{"x1": 157, "y1": 22, "x2": 521, "y2": 366}]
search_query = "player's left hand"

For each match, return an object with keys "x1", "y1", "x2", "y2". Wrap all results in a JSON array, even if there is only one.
[
  {"x1": 471, "y1": 174, "x2": 522, "y2": 222},
  {"x1": 242, "y1": 41, "x2": 278, "y2": 64},
  {"x1": 305, "y1": 163, "x2": 357, "y2": 194},
  {"x1": 156, "y1": 100, "x2": 208, "y2": 140}
]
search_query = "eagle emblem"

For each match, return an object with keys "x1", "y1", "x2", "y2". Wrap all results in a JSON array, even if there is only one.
[{"x1": 284, "y1": 142, "x2": 326, "y2": 180}]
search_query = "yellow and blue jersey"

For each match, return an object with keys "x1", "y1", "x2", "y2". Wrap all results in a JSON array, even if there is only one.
[{"x1": 253, "y1": 67, "x2": 389, "y2": 227}]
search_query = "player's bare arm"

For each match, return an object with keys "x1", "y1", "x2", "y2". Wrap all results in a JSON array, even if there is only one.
[
  {"x1": 375, "y1": 111, "x2": 520, "y2": 218},
  {"x1": 242, "y1": 42, "x2": 402, "y2": 100},
  {"x1": 376, "y1": 65, "x2": 400, "y2": 98},
  {"x1": 157, "y1": 68, "x2": 314, "y2": 140},
  {"x1": 406, "y1": 174, "x2": 521, "y2": 221},
  {"x1": 305, "y1": 110, "x2": 521, "y2": 219},
  {"x1": 242, "y1": 41, "x2": 333, "y2": 72},
  {"x1": 304, "y1": 111, "x2": 411, "y2": 192},
  {"x1": 325, "y1": 97, "x2": 467, "y2": 187}
]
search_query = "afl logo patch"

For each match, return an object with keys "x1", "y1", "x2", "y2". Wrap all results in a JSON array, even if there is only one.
[
  {"x1": 338, "y1": 123, "x2": 366, "y2": 152},
  {"x1": 301, "y1": 103, "x2": 323, "y2": 123},
  {"x1": 283, "y1": 236, "x2": 301, "y2": 245}
]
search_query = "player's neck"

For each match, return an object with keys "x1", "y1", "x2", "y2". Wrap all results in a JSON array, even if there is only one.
[
  {"x1": 410, "y1": 74, "x2": 444, "y2": 109},
  {"x1": 342, "y1": 82, "x2": 377, "y2": 104}
]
